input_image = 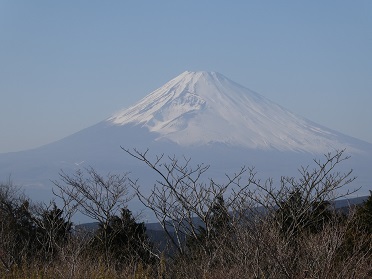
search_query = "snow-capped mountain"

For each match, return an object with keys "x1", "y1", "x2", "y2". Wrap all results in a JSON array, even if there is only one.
[
  {"x1": 107, "y1": 71, "x2": 363, "y2": 153},
  {"x1": 0, "y1": 71, "x2": 371, "y2": 206}
]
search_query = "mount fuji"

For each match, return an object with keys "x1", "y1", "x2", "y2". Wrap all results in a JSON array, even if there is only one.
[
  {"x1": 108, "y1": 71, "x2": 367, "y2": 153},
  {"x1": 1, "y1": 71, "x2": 371, "y2": 204}
]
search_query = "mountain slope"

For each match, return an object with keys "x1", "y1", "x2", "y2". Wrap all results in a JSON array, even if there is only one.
[
  {"x1": 0, "y1": 71, "x2": 371, "y2": 205},
  {"x1": 107, "y1": 71, "x2": 365, "y2": 153}
]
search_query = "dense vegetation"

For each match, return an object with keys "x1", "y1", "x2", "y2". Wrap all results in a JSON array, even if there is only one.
[{"x1": 0, "y1": 150, "x2": 371, "y2": 278}]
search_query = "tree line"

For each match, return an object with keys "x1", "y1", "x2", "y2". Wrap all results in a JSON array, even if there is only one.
[{"x1": 0, "y1": 149, "x2": 371, "y2": 278}]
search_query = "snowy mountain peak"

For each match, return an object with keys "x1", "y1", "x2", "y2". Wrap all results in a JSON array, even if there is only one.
[
  {"x1": 107, "y1": 71, "x2": 360, "y2": 153},
  {"x1": 174, "y1": 71, "x2": 232, "y2": 85},
  {"x1": 108, "y1": 70, "x2": 265, "y2": 127}
]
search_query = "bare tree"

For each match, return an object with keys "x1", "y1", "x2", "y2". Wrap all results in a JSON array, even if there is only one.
[
  {"x1": 33, "y1": 201, "x2": 72, "y2": 263},
  {"x1": 53, "y1": 167, "x2": 133, "y2": 265},
  {"x1": 123, "y1": 148, "x2": 360, "y2": 275},
  {"x1": 247, "y1": 150, "x2": 357, "y2": 240},
  {"x1": 123, "y1": 148, "x2": 256, "y2": 258}
]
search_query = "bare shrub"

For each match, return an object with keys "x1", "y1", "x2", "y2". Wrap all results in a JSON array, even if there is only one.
[
  {"x1": 53, "y1": 168, "x2": 133, "y2": 266},
  {"x1": 123, "y1": 148, "x2": 369, "y2": 278}
]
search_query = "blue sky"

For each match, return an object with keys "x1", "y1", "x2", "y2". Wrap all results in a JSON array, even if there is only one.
[{"x1": 1, "y1": 1, "x2": 372, "y2": 153}]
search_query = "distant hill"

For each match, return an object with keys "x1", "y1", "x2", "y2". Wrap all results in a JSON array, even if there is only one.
[{"x1": 76, "y1": 195, "x2": 369, "y2": 234}]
